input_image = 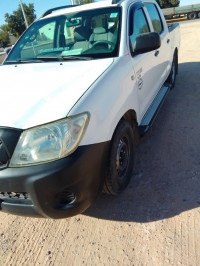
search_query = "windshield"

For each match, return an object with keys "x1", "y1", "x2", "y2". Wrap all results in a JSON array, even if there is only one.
[{"x1": 5, "y1": 7, "x2": 121, "y2": 63}]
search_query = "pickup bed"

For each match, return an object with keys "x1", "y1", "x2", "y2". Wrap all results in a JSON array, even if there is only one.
[{"x1": 0, "y1": 0, "x2": 180, "y2": 218}]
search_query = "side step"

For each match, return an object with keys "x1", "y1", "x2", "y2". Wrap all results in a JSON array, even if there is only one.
[{"x1": 139, "y1": 85, "x2": 170, "y2": 135}]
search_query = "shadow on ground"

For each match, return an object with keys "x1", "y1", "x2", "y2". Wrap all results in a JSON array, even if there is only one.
[{"x1": 84, "y1": 62, "x2": 200, "y2": 222}]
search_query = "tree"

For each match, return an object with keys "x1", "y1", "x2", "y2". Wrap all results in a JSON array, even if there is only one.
[
  {"x1": 156, "y1": 0, "x2": 180, "y2": 8},
  {"x1": 5, "y1": 3, "x2": 36, "y2": 37},
  {"x1": 0, "y1": 29, "x2": 10, "y2": 47},
  {"x1": 75, "y1": 0, "x2": 93, "y2": 5}
]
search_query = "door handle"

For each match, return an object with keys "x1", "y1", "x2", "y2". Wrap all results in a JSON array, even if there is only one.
[
  {"x1": 155, "y1": 50, "x2": 159, "y2": 57},
  {"x1": 167, "y1": 39, "x2": 170, "y2": 44}
]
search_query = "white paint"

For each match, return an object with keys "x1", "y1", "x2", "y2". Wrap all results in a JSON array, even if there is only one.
[
  {"x1": 0, "y1": 59, "x2": 113, "y2": 129},
  {"x1": 0, "y1": 0, "x2": 180, "y2": 148}
]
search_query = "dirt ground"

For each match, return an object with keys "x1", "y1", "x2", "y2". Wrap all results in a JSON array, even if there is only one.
[{"x1": 1, "y1": 20, "x2": 200, "y2": 266}]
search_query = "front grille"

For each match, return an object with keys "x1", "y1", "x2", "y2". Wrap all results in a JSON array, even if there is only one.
[
  {"x1": 0, "y1": 192, "x2": 29, "y2": 200},
  {"x1": 0, "y1": 127, "x2": 22, "y2": 170},
  {"x1": 0, "y1": 139, "x2": 10, "y2": 169}
]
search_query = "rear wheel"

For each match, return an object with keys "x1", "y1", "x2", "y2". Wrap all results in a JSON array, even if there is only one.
[
  {"x1": 167, "y1": 53, "x2": 178, "y2": 89},
  {"x1": 103, "y1": 120, "x2": 136, "y2": 195}
]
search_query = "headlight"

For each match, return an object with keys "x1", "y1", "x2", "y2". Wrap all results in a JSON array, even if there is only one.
[{"x1": 10, "y1": 113, "x2": 89, "y2": 167}]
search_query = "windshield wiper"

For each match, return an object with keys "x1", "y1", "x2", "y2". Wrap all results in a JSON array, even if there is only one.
[
  {"x1": 16, "y1": 59, "x2": 45, "y2": 63},
  {"x1": 4, "y1": 59, "x2": 45, "y2": 64},
  {"x1": 37, "y1": 55, "x2": 93, "y2": 61},
  {"x1": 58, "y1": 55, "x2": 93, "y2": 61}
]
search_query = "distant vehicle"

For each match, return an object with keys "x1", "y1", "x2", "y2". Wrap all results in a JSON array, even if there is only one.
[
  {"x1": 162, "y1": 4, "x2": 200, "y2": 20},
  {"x1": 0, "y1": 0, "x2": 180, "y2": 219}
]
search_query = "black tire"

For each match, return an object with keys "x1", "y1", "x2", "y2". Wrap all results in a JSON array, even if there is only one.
[
  {"x1": 103, "y1": 120, "x2": 136, "y2": 195},
  {"x1": 167, "y1": 53, "x2": 177, "y2": 89},
  {"x1": 187, "y1": 12, "x2": 196, "y2": 20}
]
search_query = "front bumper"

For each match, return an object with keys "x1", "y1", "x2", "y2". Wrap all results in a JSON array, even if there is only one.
[{"x1": 0, "y1": 142, "x2": 110, "y2": 219}]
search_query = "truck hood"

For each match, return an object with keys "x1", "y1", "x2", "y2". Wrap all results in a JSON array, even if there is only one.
[{"x1": 0, "y1": 58, "x2": 113, "y2": 129}]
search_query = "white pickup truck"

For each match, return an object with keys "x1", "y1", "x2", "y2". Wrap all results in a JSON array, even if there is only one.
[{"x1": 0, "y1": 0, "x2": 180, "y2": 218}]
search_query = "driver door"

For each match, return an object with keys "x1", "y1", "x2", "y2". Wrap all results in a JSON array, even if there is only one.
[{"x1": 129, "y1": 4, "x2": 161, "y2": 122}]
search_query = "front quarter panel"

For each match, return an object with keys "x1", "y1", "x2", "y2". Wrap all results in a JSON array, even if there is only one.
[{"x1": 68, "y1": 56, "x2": 139, "y2": 146}]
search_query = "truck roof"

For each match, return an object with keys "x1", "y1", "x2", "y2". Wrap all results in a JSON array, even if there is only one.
[
  {"x1": 41, "y1": 0, "x2": 117, "y2": 20},
  {"x1": 40, "y1": 0, "x2": 159, "y2": 20}
]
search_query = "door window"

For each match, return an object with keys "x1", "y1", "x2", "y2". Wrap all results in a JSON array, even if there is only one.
[
  {"x1": 130, "y1": 8, "x2": 150, "y2": 52},
  {"x1": 145, "y1": 4, "x2": 163, "y2": 34}
]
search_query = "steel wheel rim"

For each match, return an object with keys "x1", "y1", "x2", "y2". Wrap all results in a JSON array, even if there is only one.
[{"x1": 116, "y1": 136, "x2": 130, "y2": 179}]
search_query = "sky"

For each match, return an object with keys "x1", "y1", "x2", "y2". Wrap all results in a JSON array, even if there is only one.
[
  {"x1": 0, "y1": 0, "x2": 72, "y2": 26},
  {"x1": 0, "y1": 0, "x2": 200, "y2": 26}
]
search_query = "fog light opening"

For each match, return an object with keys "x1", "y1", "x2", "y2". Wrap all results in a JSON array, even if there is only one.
[{"x1": 55, "y1": 190, "x2": 76, "y2": 208}]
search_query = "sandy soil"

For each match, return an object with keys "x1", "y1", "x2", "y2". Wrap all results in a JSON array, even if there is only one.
[{"x1": 1, "y1": 20, "x2": 200, "y2": 266}]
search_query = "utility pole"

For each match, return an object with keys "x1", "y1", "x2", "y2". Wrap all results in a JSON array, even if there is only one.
[{"x1": 19, "y1": 0, "x2": 29, "y2": 28}]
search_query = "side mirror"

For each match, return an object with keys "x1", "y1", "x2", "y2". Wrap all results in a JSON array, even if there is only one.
[{"x1": 131, "y1": 32, "x2": 161, "y2": 55}]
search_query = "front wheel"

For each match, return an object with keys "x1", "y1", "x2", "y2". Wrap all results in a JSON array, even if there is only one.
[{"x1": 103, "y1": 120, "x2": 136, "y2": 195}]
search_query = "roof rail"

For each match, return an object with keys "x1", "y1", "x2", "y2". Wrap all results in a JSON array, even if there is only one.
[{"x1": 41, "y1": 5, "x2": 78, "y2": 18}]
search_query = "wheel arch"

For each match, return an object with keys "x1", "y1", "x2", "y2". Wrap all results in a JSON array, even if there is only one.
[{"x1": 114, "y1": 109, "x2": 140, "y2": 146}]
